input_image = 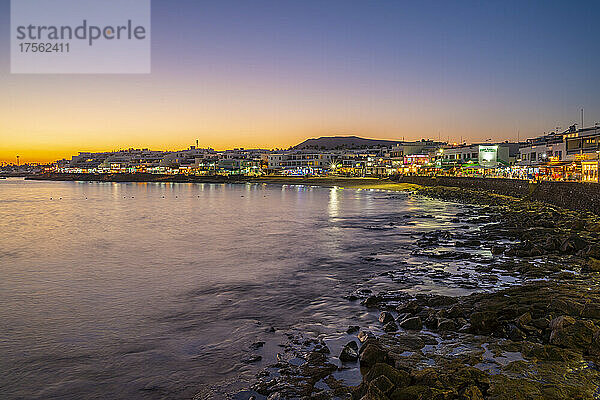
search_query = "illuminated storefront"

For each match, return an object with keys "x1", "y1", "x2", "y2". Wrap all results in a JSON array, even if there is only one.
[{"x1": 582, "y1": 160, "x2": 599, "y2": 183}]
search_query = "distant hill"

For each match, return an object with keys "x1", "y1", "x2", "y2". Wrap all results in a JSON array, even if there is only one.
[{"x1": 293, "y1": 136, "x2": 402, "y2": 150}]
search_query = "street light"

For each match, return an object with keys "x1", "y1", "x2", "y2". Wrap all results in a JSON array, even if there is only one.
[{"x1": 329, "y1": 161, "x2": 340, "y2": 174}]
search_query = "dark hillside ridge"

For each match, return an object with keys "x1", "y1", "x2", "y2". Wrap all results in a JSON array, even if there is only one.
[{"x1": 293, "y1": 136, "x2": 401, "y2": 150}]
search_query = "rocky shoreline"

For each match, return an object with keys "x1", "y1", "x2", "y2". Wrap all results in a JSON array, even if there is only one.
[{"x1": 246, "y1": 186, "x2": 600, "y2": 400}]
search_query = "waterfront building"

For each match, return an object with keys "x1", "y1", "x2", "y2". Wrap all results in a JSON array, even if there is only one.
[
  {"x1": 267, "y1": 151, "x2": 334, "y2": 175},
  {"x1": 582, "y1": 160, "x2": 600, "y2": 183},
  {"x1": 517, "y1": 132, "x2": 566, "y2": 166},
  {"x1": 67, "y1": 151, "x2": 112, "y2": 172},
  {"x1": 160, "y1": 147, "x2": 216, "y2": 170},
  {"x1": 432, "y1": 143, "x2": 515, "y2": 170},
  {"x1": 565, "y1": 125, "x2": 600, "y2": 160},
  {"x1": 388, "y1": 140, "x2": 443, "y2": 175},
  {"x1": 99, "y1": 148, "x2": 168, "y2": 172},
  {"x1": 566, "y1": 125, "x2": 600, "y2": 183},
  {"x1": 515, "y1": 130, "x2": 569, "y2": 181}
]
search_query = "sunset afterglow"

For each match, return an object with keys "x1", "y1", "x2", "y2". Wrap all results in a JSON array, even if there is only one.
[{"x1": 1, "y1": 1, "x2": 598, "y2": 163}]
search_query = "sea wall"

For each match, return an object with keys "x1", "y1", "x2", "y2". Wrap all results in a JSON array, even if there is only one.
[{"x1": 394, "y1": 176, "x2": 600, "y2": 214}]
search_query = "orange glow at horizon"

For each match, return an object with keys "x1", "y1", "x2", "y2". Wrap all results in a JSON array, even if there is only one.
[
  {"x1": 0, "y1": 74, "x2": 532, "y2": 164},
  {"x1": 1, "y1": 1, "x2": 598, "y2": 165}
]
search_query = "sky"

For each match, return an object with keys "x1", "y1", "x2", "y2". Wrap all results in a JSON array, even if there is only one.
[{"x1": 1, "y1": 0, "x2": 599, "y2": 163}]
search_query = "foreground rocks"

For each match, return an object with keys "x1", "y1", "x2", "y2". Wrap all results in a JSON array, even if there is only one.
[
  {"x1": 350, "y1": 189, "x2": 600, "y2": 399},
  {"x1": 248, "y1": 186, "x2": 600, "y2": 400},
  {"x1": 251, "y1": 277, "x2": 600, "y2": 399},
  {"x1": 415, "y1": 186, "x2": 600, "y2": 261},
  {"x1": 251, "y1": 336, "x2": 353, "y2": 399},
  {"x1": 350, "y1": 276, "x2": 600, "y2": 400}
]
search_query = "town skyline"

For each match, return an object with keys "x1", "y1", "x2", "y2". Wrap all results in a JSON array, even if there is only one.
[{"x1": 2, "y1": 118, "x2": 596, "y2": 165}]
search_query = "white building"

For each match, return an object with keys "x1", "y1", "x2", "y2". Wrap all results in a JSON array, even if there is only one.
[
  {"x1": 517, "y1": 133, "x2": 566, "y2": 166},
  {"x1": 267, "y1": 151, "x2": 334, "y2": 174},
  {"x1": 434, "y1": 144, "x2": 512, "y2": 168}
]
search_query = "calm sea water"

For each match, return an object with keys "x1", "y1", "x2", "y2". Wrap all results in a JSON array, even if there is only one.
[{"x1": 0, "y1": 178, "x2": 476, "y2": 399}]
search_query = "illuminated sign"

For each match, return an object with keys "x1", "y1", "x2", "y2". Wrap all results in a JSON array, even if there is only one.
[
  {"x1": 403, "y1": 155, "x2": 429, "y2": 165},
  {"x1": 478, "y1": 145, "x2": 498, "y2": 167},
  {"x1": 575, "y1": 154, "x2": 596, "y2": 161}
]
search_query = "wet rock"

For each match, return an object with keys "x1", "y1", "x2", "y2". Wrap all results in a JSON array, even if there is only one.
[
  {"x1": 491, "y1": 245, "x2": 505, "y2": 255},
  {"x1": 249, "y1": 341, "x2": 265, "y2": 350},
  {"x1": 584, "y1": 257, "x2": 600, "y2": 272},
  {"x1": 347, "y1": 325, "x2": 360, "y2": 334},
  {"x1": 470, "y1": 311, "x2": 499, "y2": 334},
  {"x1": 362, "y1": 384, "x2": 388, "y2": 400},
  {"x1": 529, "y1": 246, "x2": 543, "y2": 257},
  {"x1": 383, "y1": 321, "x2": 398, "y2": 333},
  {"x1": 363, "y1": 295, "x2": 381, "y2": 308},
  {"x1": 549, "y1": 298, "x2": 584, "y2": 316},
  {"x1": 446, "y1": 304, "x2": 466, "y2": 319},
  {"x1": 410, "y1": 367, "x2": 441, "y2": 388},
  {"x1": 358, "y1": 330, "x2": 375, "y2": 343},
  {"x1": 424, "y1": 314, "x2": 438, "y2": 330},
  {"x1": 364, "y1": 363, "x2": 411, "y2": 388},
  {"x1": 549, "y1": 315, "x2": 575, "y2": 332},
  {"x1": 425, "y1": 294, "x2": 458, "y2": 308},
  {"x1": 516, "y1": 312, "x2": 532, "y2": 328},
  {"x1": 531, "y1": 317, "x2": 549, "y2": 330},
  {"x1": 396, "y1": 300, "x2": 422, "y2": 315},
  {"x1": 507, "y1": 324, "x2": 526, "y2": 341},
  {"x1": 359, "y1": 340, "x2": 392, "y2": 369},
  {"x1": 436, "y1": 318, "x2": 457, "y2": 332},
  {"x1": 460, "y1": 385, "x2": 484, "y2": 400},
  {"x1": 543, "y1": 236, "x2": 560, "y2": 251},
  {"x1": 559, "y1": 234, "x2": 588, "y2": 254},
  {"x1": 339, "y1": 341, "x2": 359, "y2": 362},
  {"x1": 370, "y1": 375, "x2": 395, "y2": 396},
  {"x1": 550, "y1": 316, "x2": 599, "y2": 351},
  {"x1": 582, "y1": 245, "x2": 600, "y2": 258},
  {"x1": 242, "y1": 355, "x2": 262, "y2": 364},
  {"x1": 379, "y1": 311, "x2": 395, "y2": 324},
  {"x1": 398, "y1": 316, "x2": 422, "y2": 331},
  {"x1": 314, "y1": 342, "x2": 331, "y2": 354},
  {"x1": 389, "y1": 385, "x2": 447, "y2": 400}
]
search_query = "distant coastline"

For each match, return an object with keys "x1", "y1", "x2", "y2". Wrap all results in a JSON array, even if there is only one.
[{"x1": 24, "y1": 172, "x2": 419, "y2": 191}]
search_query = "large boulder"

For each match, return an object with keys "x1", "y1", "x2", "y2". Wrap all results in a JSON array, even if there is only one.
[
  {"x1": 399, "y1": 316, "x2": 423, "y2": 331},
  {"x1": 379, "y1": 311, "x2": 395, "y2": 324},
  {"x1": 559, "y1": 234, "x2": 588, "y2": 254},
  {"x1": 365, "y1": 363, "x2": 411, "y2": 388},
  {"x1": 359, "y1": 340, "x2": 392, "y2": 369},
  {"x1": 549, "y1": 315, "x2": 599, "y2": 351},
  {"x1": 437, "y1": 318, "x2": 457, "y2": 331},
  {"x1": 389, "y1": 385, "x2": 450, "y2": 400},
  {"x1": 339, "y1": 340, "x2": 359, "y2": 362},
  {"x1": 470, "y1": 311, "x2": 499, "y2": 334},
  {"x1": 383, "y1": 321, "x2": 399, "y2": 333}
]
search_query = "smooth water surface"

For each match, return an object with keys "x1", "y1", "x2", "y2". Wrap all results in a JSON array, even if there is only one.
[{"x1": 1, "y1": 178, "x2": 481, "y2": 399}]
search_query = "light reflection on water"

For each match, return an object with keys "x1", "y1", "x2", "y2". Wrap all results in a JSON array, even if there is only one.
[{"x1": 1, "y1": 178, "x2": 481, "y2": 399}]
